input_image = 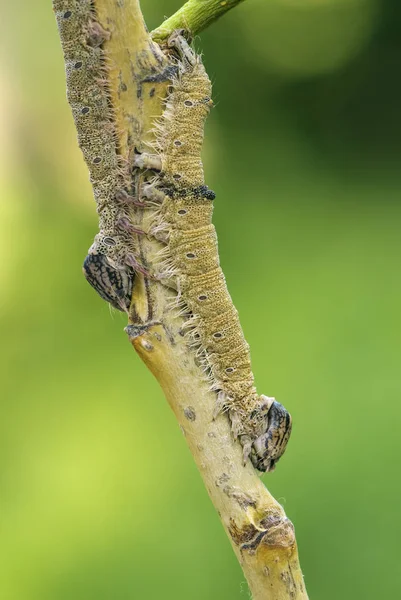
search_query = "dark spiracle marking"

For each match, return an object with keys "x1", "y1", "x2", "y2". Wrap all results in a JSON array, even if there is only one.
[
  {"x1": 103, "y1": 236, "x2": 116, "y2": 246},
  {"x1": 83, "y1": 253, "x2": 134, "y2": 312}
]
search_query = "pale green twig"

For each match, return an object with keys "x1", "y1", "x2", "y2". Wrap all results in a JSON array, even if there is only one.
[{"x1": 151, "y1": 0, "x2": 246, "y2": 41}]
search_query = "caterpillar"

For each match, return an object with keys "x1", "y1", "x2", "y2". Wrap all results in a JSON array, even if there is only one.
[
  {"x1": 134, "y1": 33, "x2": 292, "y2": 472},
  {"x1": 53, "y1": 0, "x2": 138, "y2": 312}
]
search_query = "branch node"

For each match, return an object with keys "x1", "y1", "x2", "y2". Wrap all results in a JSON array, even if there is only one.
[{"x1": 125, "y1": 322, "x2": 161, "y2": 340}]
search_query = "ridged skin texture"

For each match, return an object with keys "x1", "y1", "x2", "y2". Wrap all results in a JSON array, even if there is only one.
[
  {"x1": 141, "y1": 35, "x2": 292, "y2": 471},
  {"x1": 53, "y1": 0, "x2": 135, "y2": 311}
]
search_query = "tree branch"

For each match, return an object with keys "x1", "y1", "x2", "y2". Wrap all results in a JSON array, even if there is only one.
[
  {"x1": 129, "y1": 323, "x2": 308, "y2": 600},
  {"x1": 53, "y1": 0, "x2": 308, "y2": 597},
  {"x1": 151, "y1": 0, "x2": 246, "y2": 41}
]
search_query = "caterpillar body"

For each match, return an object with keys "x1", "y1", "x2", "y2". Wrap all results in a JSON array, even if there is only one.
[
  {"x1": 53, "y1": 0, "x2": 137, "y2": 311},
  {"x1": 135, "y1": 34, "x2": 292, "y2": 472}
]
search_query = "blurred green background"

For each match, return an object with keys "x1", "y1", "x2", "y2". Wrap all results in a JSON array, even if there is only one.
[{"x1": 1, "y1": 0, "x2": 400, "y2": 598}]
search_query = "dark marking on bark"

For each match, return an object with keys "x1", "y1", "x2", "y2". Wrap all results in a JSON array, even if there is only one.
[
  {"x1": 142, "y1": 65, "x2": 178, "y2": 83},
  {"x1": 241, "y1": 531, "x2": 267, "y2": 555},
  {"x1": 259, "y1": 513, "x2": 296, "y2": 548},
  {"x1": 184, "y1": 406, "x2": 196, "y2": 421},
  {"x1": 162, "y1": 322, "x2": 176, "y2": 346},
  {"x1": 281, "y1": 565, "x2": 297, "y2": 599},
  {"x1": 229, "y1": 519, "x2": 261, "y2": 548},
  {"x1": 223, "y1": 486, "x2": 256, "y2": 510},
  {"x1": 143, "y1": 260, "x2": 152, "y2": 322},
  {"x1": 149, "y1": 42, "x2": 167, "y2": 67},
  {"x1": 228, "y1": 511, "x2": 295, "y2": 553},
  {"x1": 125, "y1": 322, "x2": 162, "y2": 339},
  {"x1": 215, "y1": 472, "x2": 230, "y2": 487}
]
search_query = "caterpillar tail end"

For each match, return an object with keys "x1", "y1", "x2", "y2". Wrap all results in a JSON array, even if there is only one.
[{"x1": 244, "y1": 395, "x2": 292, "y2": 473}]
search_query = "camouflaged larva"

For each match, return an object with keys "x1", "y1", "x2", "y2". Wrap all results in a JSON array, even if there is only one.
[
  {"x1": 137, "y1": 34, "x2": 292, "y2": 472},
  {"x1": 53, "y1": 0, "x2": 135, "y2": 311}
]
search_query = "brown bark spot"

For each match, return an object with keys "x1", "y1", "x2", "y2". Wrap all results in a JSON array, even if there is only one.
[
  {"x1": 215, "y1": 472, "x2": 230, "y2": 487},
  {"x1": 223, "y1": 486, "x2": 256, "y2": 510},
  {"x1": 184, "y1": 406, "x2": 196, "y2": 421},
  {"x1": 229, "y1": 510, "x2": 295, "y2": 553}
]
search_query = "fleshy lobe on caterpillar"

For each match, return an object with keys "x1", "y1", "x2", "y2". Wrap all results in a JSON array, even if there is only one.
[
  {"x1": 53, "y1": 0, "x2": 138, "y2": 311},
  {"x1": 135, "y1": 33, "x2": 292, "y2": 471}
]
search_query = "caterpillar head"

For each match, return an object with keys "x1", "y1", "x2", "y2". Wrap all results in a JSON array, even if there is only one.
[
  {"x1": 247, "y1": 396, "x2": 292, "y2": 472},
  {"x1": 83, "y1": 252, "x2": 134, "y2": 313}
]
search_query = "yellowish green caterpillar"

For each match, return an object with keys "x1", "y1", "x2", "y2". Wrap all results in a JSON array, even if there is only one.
[{"x1": 135, "y1": 33, "x2": 292, "y2": 471}]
